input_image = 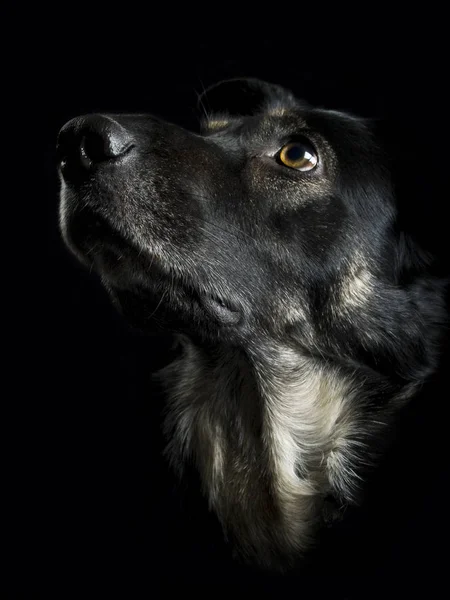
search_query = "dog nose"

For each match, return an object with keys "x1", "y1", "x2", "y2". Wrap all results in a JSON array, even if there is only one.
[{"x1": 57, "y1": 114, "x2": 134, "y2": 180}]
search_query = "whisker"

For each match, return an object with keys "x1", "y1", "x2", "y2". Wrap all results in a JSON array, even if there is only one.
[
  {"x1": 195, "y1": 79, "x2": 210, "y2": 121},
  {"x1": 85, "y1": 241, "x2": 101, "y2": 256},
  {"x1": 148, "y1": 288, "x2": 168, "y2": 319}
]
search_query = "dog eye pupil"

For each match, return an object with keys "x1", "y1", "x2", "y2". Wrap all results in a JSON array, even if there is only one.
[
  {"x1": 278, "y1": 141, "x2": 317, "y2": 171},
  {"x1": 286, "y1": 145, "x2": 304, "y2": 161}
]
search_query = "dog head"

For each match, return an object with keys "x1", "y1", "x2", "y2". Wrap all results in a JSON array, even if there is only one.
[{"x1": 58, "y1": 78, "x2": 445, "y2": 382}]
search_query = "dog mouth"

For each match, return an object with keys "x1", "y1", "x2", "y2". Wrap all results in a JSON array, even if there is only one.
[
  {"x1": 201, "y1": 293, "x2": 241, "y2": 324},
  {"x1": 65, "y1": 209, "x2": 242, "y2": 326},
  {"x1": 112, "y1": 262, "x2": 242, "y2": 327},
  {"x1": 63, "y1": 209, "x2": 129, "y2": 266}
]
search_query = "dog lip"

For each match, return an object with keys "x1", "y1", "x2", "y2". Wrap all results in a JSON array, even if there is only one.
[
  {"x1": 202, "y1": 293, "x2": 241, "y2": 325},
  {"x1": 64, "y1": 207, "x2": 242, "y2": 326},
  {"x1": 65, "y1": 210, "x2": 126, "y2": 259}
]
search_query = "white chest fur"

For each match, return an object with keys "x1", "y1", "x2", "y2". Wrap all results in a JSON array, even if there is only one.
[{"x1": 160, "y1": 338, "x2": 362, "y2": 566}]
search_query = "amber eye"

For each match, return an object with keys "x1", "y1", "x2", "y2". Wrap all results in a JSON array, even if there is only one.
[{"x1": 278, "y1": 140, "x2": 318, "y2": 171}]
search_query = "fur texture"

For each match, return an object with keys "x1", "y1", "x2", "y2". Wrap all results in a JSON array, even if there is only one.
[{"x1": 58, "y1": 78, "x2": 447, "y2": 570}]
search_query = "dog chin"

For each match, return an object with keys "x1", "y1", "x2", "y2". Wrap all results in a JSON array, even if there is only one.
[
  {"x1": 62, "y1": 209, "x2": 244, "y2": 329},
  {"x1": 105, "y1": 269, "x2": 243, "y2": 334}
]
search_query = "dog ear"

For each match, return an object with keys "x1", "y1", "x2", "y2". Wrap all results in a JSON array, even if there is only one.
[{"x1": 197, "y1": 78, "x2": 298, "y2": 117}]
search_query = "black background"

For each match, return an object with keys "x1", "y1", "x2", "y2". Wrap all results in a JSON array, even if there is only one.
[{"x1": 39, "y1": 28, "x2": 450, "y2": 597}]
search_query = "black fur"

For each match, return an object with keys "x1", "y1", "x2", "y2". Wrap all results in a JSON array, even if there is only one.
[{"x1": 57, "y1": 78, "x2": 447, "y2": 570}]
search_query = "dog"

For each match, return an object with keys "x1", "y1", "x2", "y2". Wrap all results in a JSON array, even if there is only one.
[{"x1": 57, "y1": 78, "x2": 447, "y2": 571}]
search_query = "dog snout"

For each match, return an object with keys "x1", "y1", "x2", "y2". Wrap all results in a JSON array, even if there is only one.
[{"x1": 57, "y1": 114, "x2": 134, "y2": 182}]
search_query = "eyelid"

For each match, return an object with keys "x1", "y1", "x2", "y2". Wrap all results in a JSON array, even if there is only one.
[
  {"x1": 280, "y1": 135, "x2": 317, "y2": 152},
  {"x1": 262, "y1": 139, "x2": 316, "y2": 159}
]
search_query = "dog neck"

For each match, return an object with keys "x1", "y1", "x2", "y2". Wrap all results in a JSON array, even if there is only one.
[{"x1": 160, "y1": 335, "x2": 368, "y2": 568}]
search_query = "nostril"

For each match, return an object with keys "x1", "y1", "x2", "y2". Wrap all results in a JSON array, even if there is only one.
[
  {"x1": 57, "y1": 114, "x2": 134, "y2": 179},
  {"x1": 80, "y1": 130, "x2": 128, "y2": 167},
  {"x1": 81, "y1": 118, "x2": 134, "y2": 164},
  {"x1": 82, "y1": 131, "x2": 112, "y2": 165}
]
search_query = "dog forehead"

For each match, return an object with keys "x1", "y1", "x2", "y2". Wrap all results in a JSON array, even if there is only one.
[{"x1": 202, "y1": 108, "x2": 309, "y2": 138}]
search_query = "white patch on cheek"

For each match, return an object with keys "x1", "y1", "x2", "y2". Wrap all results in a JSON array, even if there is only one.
[
  {"x1": 206, "y1": 119, "x2": 230, "y2": 131},
  {"x1": 277, "y1": 297, "x2": 316, "y2": 348},
  {"x1": 277, "y1": 290, "x2": 308, "y2": 323},
  {"x1": 283, "y1": 304, "x2": 308, "y2": 324},
  {"x1": 339, "y1": 266, "x2": 374, "y2": 310},
  {"x1": 268, "y1": 107, "x2": 289, "y2": 117}
]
